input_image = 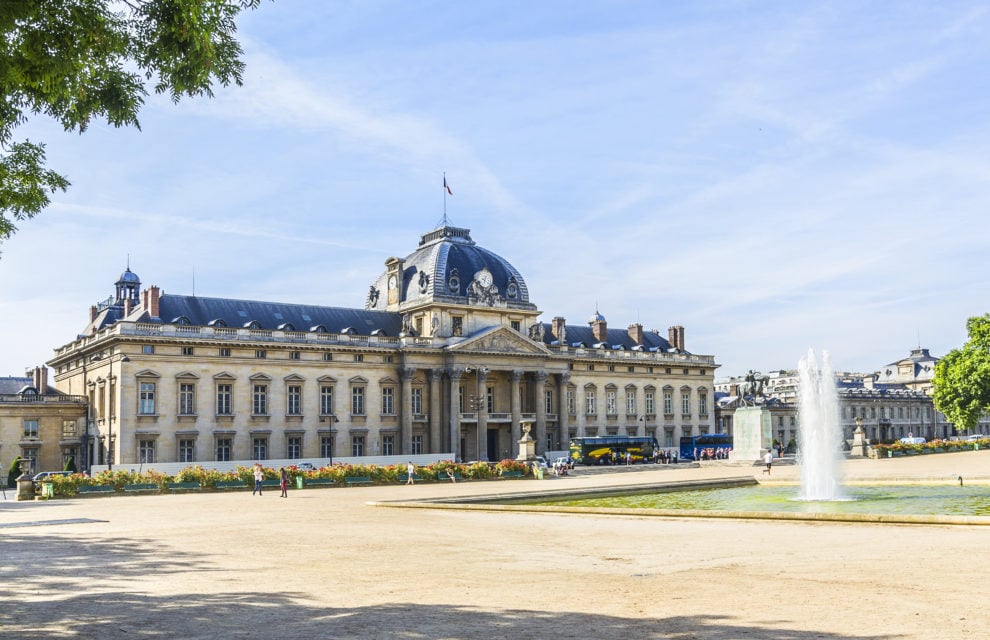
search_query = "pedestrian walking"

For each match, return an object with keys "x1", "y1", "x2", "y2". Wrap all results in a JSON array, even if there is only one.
[
  {"x1": 764, "y1": 449, "x2": 773, "y2": 475},
  {"x1": 406, "y1": 461, "x2": 415, "y2": 485},
  {"x1": 279, "y1": 467, "x2": 288, "y2": 498},
  {"x1": 252, "y1": 463, "x2": 264, "y2": 495}
]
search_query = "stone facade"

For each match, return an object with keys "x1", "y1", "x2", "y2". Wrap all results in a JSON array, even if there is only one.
[{"x1": 48, "y1": 224, "x2": 718, "y2": 470}]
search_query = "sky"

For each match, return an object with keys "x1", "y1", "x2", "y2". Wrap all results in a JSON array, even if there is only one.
[{"x1": 2, "y1": 0, "x2": 989, "y2": 380}]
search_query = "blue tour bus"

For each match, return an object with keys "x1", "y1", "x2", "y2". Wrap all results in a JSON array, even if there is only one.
[{"x1": 679, "y1": 434, "x2": 733, "y2": 461}]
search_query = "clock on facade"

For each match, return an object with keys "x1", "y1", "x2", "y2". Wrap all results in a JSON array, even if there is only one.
[
  {"x1": 388, "y1": 275, "x2": 397, "y2": 289},
  {"x1": 476, "y1": 269, "x2": 493, "y2": 289}
]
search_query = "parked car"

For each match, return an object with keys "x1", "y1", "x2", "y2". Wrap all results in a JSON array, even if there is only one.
[
  {"x1": 294, "y1": 462, "x2": 316, "y2": 471},
  {"x1": 32, "y1": 471, "x2": 72, "y2": 483},
  {"x1": 553, "y1": 456, "x2": 574, "y2": 470},
  {"x1": 898, "y1": 437, "x2": 926, "y2": 445},
  {"x1": 532, "y1": 456, "x2": 549, "y2": 468}
]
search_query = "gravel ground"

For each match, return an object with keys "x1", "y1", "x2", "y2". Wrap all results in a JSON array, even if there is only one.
[{"x1": 2, "y1": 453, "x2": 988, "y2": 639}]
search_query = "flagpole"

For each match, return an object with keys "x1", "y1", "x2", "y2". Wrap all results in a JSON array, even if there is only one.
[{"x1": 443, "y1": 171, "x2": 447, "y2": 220}]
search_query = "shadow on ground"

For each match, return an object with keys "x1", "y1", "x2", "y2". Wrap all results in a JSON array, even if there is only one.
[{"x1": 2, "y1": 532, "x2": 899, "y2": 640}]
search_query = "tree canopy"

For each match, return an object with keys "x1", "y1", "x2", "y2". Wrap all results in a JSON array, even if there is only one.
[
  {"x1": 0, "y1": 0, "x2": 262, "y2": 251},
  {"x1": 932, "y1": 313, "x2": 990, "y2": 432}
]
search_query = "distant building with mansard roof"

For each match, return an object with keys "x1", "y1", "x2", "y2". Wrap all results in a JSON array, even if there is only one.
[{"x1": 47, "y1": 222, "x2": 718, "y2": 471}]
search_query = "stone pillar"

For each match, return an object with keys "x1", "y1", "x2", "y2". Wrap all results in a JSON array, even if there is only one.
[
  {"x1": 510, "y1": 369, "x2": 523, "y2": 457},
  {"x1": 399, "y1": 366, "x2": 415, "y2": 455},
  {"x1": 534, "y1": 371, "x2": 548, "y2": 454},
  {"x1": 557, "y1": 372, "x2": 570, "y2": 449},
  {"x1": 429, "y1": 369, "x2": 443, "y2": 453},
  {"x1": 447, "y1": 368, "x2": 464, "y2": 461},
  {"x1": 477, "y1": 368, "x2": 490, "y2": 461}
]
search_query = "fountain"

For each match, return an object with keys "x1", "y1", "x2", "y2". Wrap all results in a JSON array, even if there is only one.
[{"x1": 797, "y1": 348, "x2": 845, "y2": 501}]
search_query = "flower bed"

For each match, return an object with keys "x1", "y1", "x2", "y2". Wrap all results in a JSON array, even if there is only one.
[
  {"x1": 871, "y1": 437, "x2": 989, "y2": 458},
  {"x1": 44, "y1": 459, "x2": 534, "y2": 498}
]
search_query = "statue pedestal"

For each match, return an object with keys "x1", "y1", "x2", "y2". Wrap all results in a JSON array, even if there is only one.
[
  {"x1": 15, "y1": 460, "x2": 34, "y2": 501},
  {"x1": 849, "y1": 424, "x2": 868, "y2": 457},
  {"x1": 729, "y1": 406, "x2": 772, "y2": 462},
  {"x1": 516, "y1": 423, "x2": 537, "y2": 462}
]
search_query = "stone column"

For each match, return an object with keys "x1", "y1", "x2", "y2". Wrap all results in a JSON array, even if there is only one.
[
  {"x1": 557, "y1": 372, "x2": 570, "y2": 449},
  {"x1": 447, "y1": 368, "x2": 463, "y2": 461},
  {"x1": 429, "y1": 369, "x2": 443, "y2": 453},
  {"x1": 534, "y1": 371, "x2": 548, "y2": 454},
  {"x1": 477, "y1": 368, "x2": 490, "y2": 461},
  {"x1": 399, "y1": 366, "x2": 415, "y2": 455},
  {"x1": 510, "y1": 369, "x2": 523, "y2": 457}
]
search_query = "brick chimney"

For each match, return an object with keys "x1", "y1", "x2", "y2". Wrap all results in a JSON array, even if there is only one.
[
  {"x1": 90, "y1": 305, "x2": 98, "y2": 323},
  {"x1": 627, "y1": 323, "x2": 644, "y2": 346},
  {"x1": 147, "y1": 285, "x2": 161, "y2": 318},
  {"x1": 668, "y1": 325, "x2": 685, "y2": 351},
  {"x1": 591, "y1": 317, "x2": 607, "y2": 343},
  {"x1": 29, "y1": 366, "x2": 48, "y2": 392},
  {"x1": 551, "y1": 317, "x2": 567, "y2": 341},
  {"x1": 123, "y1": 297, "x2": 133, "y2": 317}
]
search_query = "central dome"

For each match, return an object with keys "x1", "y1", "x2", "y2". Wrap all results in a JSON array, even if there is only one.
[{"x1": 365, "y1": 224, "x2": 535, "y2": 311}]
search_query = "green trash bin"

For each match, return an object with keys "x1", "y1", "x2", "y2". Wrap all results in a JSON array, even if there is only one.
[
  {"x1": 295, "y1": 476, "x2": 304, "y2": 490},
  {"x1": 41, "y1": 482, "x2": 54, "y2": 499}
]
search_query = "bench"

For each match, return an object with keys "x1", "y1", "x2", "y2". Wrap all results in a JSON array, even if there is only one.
[
  {"x1": 167, "y1": 481, "x2": 202, "y2": 492},
  {"x1": 215, "y1": 480, "x2": 249, "y2": 490},
  {"x1": 78, "y1": 485, "x2": 115, "y2": 495},
  {"x1": 123, "y1": 483, "x2": 159, "y2": 493},
  {"x1": 343, "y1": 476, "x2": 373, "y2": 486},
  {"x1": 500, "y1": 470, "x2": 525, "y2": 479},
  {"x1": 304, "y1": 477, "x2": 335, "y2": 487},
  {"x1": 396, "y1": 474, "x2": 422, "y2": 483},
  {"x1": 438, "y1": 471, "x2": 463, "y2": 481},
  {"x1": 261, "y1": 479, "x2": 281, "y2": 488}
]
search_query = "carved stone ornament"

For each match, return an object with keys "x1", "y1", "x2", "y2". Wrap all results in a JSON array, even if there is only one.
[
  {"x1": 448, "y1": 268, "x2": 460, "y2": 294},
  {"x1": 401, "y1": 313, "x2": 416, "y2": 336},
  {"x1": 528, "y1": 322, "x2": 545, "y2": 341},
  {"x1": 368, "y1": 285, "x2": 380, "y2": 307},
  {"x1": 467, "y1": 268, "x2": 503, "y2": 307},
  {"x1": 418, "y1": 270, "x2": 430, "y2": 294}
]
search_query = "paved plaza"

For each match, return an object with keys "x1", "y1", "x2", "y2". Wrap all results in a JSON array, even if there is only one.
[{"x1": 2, "y1": 453, "x2": 988, "y2": 639}]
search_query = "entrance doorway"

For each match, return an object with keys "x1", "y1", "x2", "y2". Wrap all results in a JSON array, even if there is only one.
[{"x1": 487, "y1": 429, "x2": 499, "y2": 462}]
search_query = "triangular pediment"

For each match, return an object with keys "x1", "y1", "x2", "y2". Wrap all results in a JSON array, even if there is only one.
[{"x1": 449, "y1": 326, "x2": 551, "y2": 356}]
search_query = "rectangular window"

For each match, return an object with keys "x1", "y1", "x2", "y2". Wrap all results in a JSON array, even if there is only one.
[
  {"x1": 586, "y1": 391, "x2": 596, "y2": 415},
  {"x1": 646, "y1": 391, "x2": 655, "y2": 415},
  {"x1": 217, "y1": 384, "x2": 232, "y2": 415},
  {"x1": 216, "y1": 438, "x2": 232, "y2": 462},
  {"x1": 382, "y1": 387, "x2": 395, "y2": 415},
  {"x1": 253, "y1": 437, "x2": 268, "y2": 460},
  {"x1": 255, "y1": 350, "x2": 266, "y2": 359},
  {"x1": 459, "y1": 386, "x2": 464, "y2": 413},
  {"x1": 178, "y1": 439, "x2": 195, "y2": 463},
  {"x1": 252, "y1": 384, "x2": 268, "y2": 415},
  {"x1": 351, "y1": 387, "x2": 365, "y2": 415},
  {"x1": 511, "y1": 320, "x2": 521, "y2": 332},
  {"x1": 351, "y1": 435, "x2": 365, "y2": 457},
  {"x1": 219, "y1": 347, "x2": 231, "y2": 357},
  {"x1": 681, "y1": 392, "x2": 691, "y2": 416},
  {"x1": 412, "y1": 388, "x2": 423, "y2": 414},
  {"x1": 182, "y1": 346, "x2": 194, "y2": 356},
  {"x1": 663, "y1": 391, "x2": 673, "y2": 415},
  {"x1": 698, "y1": 392, "x2": 708, "y2": 416},
  {"x1": 353, "y1": 354, "x2": 364, "y2": 363},
  {"x1": 486, "y1": 386, "x2": 494, "y2": 413},
  {"x1": 287, "y1": 385, "x2": 302, "y2": 415},
  {"x1": 607, "y1": 365, "x2": 615, "y2": 372},
  {"x1": 567, "y1": 390, "x2": 575, "y2": 415},
  {"x1": 626, "y1": 392, "x2": 636, "y2": 415},
  {"x1": 289, "y1": 351, "x2": 301, "y2": 360},
  {"x1": 142, "y1": 345, "x2": 155, "y2": 354},
  {"x1": 647, "y1": 367, "x2": 654, "y2": 374},
  {"x1": 23, "y1": 419, "x2": 39, "y2": 438},
  {"x1": 545, "y1": 390, "x2": 553, "y2": 414},
  {"x1": 320, "y1": 385, "x2": 334, "y2": 415},
  {"x1": 606, "y1": 390, "x2": 617, "y2": 415},
  {"x1": 179, "y1": 383, "x2": 196, "y2": 415},
  {"x1": 323, "y1": 352, "x2": 333, "y2": 361},
  {"x1": 22, "y1": 448, "x2": 38, "y2": 471},
  {"x1": 382, "y1": 435, "x2": 395, "y2": 456},
  {"x1": 384, "y1": 355, "x2": 393, "y2": 363},
  {"x1": 139, "y1": 382, "x2": 156, "y2": 414},
  {"x1": 587, "y1": 364, "x2": 595, "y2": 371},
  {"x1": 287, "y1": 436, "x2": 302, "y2": 459},
  {"x1": 411, "y1": 435, "x2": 423, "y2": 455},
  {"x1": 62, "y1": 420, "x2": 77, "y2": 437},
  {"x1": 451, "y1": 316, "x2": 463, "y2": 336},
  {"x1": 138, "y1": 440, "x2": 156, "y2": 464},
  {"x1": 320, "y1": 436, "x2": 334, "y2": 459}
]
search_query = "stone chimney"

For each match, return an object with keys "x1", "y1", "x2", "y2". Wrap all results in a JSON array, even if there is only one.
[
  {"x1": 668, "y1": 325, "x2": 685, "y2": 351},
  {"x1": 29, "y1": 366, "x2": 48, "y2": 393},
  {"x1": 90, "y1": 305, "x2": 98, "y2": 323},
  {"x1": 551, "y1": 317, "x2": 567, "y2": 341},
  {"x1": 627, "y1": 323, "x2": 644, "y2": 346},
  {"x1": 123, "y1": 297, "x2": 133, "y2": 317}
]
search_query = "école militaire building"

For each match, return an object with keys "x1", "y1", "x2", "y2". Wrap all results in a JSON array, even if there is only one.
[{"x1": 47, "y1": 222, "x2": 718, "y2": 470}]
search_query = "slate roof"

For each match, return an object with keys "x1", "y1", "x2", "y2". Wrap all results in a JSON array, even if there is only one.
[
  {"x1": 153, "y1": 294, "x2": 404, "y2": 336},
  {"x1": 0, "y1": 376, "x2": 56, "y2": 395},
  {"x1": 539, "y1": 324, "x2": 676, "y2": 352}
]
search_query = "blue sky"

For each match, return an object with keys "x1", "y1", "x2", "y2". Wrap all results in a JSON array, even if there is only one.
[{"x1": 2, "y1": 1, "x2": 989, "y2": 379}]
